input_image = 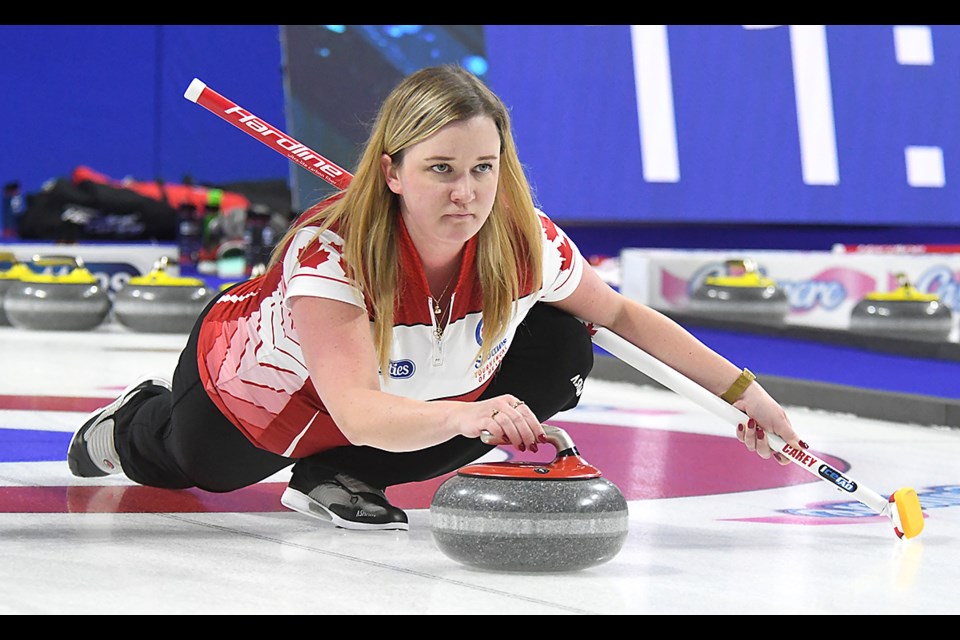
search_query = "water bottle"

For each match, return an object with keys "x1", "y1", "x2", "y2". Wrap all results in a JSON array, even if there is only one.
[
  {"x1": 243, "y1": 204, "x2": 273, "y2": 274},
  {"x1": 197, "y1": 189, "x2": 223, "y2": 275}
]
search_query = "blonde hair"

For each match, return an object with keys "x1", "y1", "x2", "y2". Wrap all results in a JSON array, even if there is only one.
[{"x1": 269, "y1": 64, "x2": 543, "y2": 371}]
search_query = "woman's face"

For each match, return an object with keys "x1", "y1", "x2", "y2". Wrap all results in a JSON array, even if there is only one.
[{"x1": 382, "y1": 115, "x2": 500, "y2": 252}]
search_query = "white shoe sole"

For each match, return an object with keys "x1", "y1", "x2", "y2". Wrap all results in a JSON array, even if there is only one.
[{"x1": 69, "y1": 375, "x2": 173, "y2": 476}]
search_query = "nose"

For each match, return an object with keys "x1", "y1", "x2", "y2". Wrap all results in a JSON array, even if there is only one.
[{"x1": 450, "y1": 174, "x2": 476, "y2": 205}]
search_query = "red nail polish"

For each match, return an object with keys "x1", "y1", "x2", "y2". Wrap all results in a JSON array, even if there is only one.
[
  {"x1": 747, "y1": 419, "x2": 756, "y2": 429},
  {"x1": 530, "y1": 443, "x2": 538, "y2": 453},
  {"x1": 502, "y1": 435, "x2": 510, "y2": 444},
  {"x1": 799, "y1": 440, "x2": 809, "y2": 449},
  {"x1": 756, "y1": 427, "x2": 764, "y2": 439},
  {"x1": 737, "y1": 424, "x2": 744, "y2": 432},
  {"x1": 518, "y1": 443, "x2": 526, "y2": 452},
  {"x1": 538, "y1": 434, "x2": 548, "y2": 444}
]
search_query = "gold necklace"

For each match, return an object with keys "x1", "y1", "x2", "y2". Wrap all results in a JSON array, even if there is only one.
[{"x1": 432, "y1": 277, "x2": 455, "y2": 339}]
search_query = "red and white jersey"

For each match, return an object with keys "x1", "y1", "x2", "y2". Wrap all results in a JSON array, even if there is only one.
[{"x1": 197, "y1": 209, "x2": 585, "y2": 458}]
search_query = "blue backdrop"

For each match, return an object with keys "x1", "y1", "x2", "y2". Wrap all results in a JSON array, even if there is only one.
[
  {"x1": 2, "y1": 25, "x2": 958, "y2": 241},
  {"x1": 486, "y1": 25, "x2": 959, "y2": 226},
  {"x1": 0, "y1": 25, "x2": 288, "y2": 195}
]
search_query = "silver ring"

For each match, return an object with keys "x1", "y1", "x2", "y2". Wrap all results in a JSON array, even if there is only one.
[{"x1": 491, "y1": 409, "x2": 500, "y2": 419}]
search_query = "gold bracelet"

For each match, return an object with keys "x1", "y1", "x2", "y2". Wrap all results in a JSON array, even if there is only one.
[{"x1": 721, "y1": 368, "x2": 756, "y2": 404}]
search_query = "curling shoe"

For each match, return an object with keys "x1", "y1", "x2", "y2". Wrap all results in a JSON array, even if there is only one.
[
  {"x1": 281, "y1": 471, "x2": 409, "y2": 531},
  {"x1": 67, "y1": 377, "x2": 172, "y2": 477}
]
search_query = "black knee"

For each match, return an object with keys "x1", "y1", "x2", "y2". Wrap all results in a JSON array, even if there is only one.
[{"x1": 482, "y1": 303, "x2": 593, "y2": 421}]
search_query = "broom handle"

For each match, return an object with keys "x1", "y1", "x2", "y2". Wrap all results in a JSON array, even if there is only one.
[{"x1": 589, "y1": 326, "x2": 891, "y2": 516}]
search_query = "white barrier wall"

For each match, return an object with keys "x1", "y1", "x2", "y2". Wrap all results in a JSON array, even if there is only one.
[{"x1": 619, "y1": 248, "x2": 960, "y2": 331}]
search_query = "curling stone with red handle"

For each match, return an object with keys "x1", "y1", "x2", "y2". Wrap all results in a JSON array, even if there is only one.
[
  {"x1": 113, "y1": 257, "x2": 215, "y2": 333},
  {"x1": 3, "y1": 255, "x2": 111, "y2": 331},
  {"x1": 430, "y1": 424, "x2": 628, "y2": 572}
]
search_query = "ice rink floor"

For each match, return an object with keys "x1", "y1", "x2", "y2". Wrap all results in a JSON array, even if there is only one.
[{"x1": 1, "y1": 325, "x2": 958, "y2": 615}]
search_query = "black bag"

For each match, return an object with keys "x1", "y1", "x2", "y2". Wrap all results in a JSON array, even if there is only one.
[{"x1": 18, "y1": 178, "x2": 177, "y2": 242}]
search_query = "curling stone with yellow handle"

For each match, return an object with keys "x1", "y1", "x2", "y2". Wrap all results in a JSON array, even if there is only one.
[
  {"x1": 849, "y1": 272, "x2": 953, "y2": 341},
  {"x1": 686, "y1": 257, "x2": 790, "y2": 325},
  {"x1": 113, "y1": 257, "x2": 216, "y2": 333},
  {"x1": 3, "y1": 255, "x2": 111, "y2": 331},
  {"x1": 0, "y1": 252, "x2": 34, "y2": 327}
]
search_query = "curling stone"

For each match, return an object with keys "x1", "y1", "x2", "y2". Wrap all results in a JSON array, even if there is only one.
[
  {"x1": 849, "y1": 272, "x2": 953, "y2": 341},
  {"x1": 113, "y1": 257, "x2": 216, "y2": 333},
  {"x1": 687, "y1": 257, "x2": 789, "y2": 325},
  {"x1": 430, "y1": 424, "x2": 628, "y2": 572},
  {"x1": 0, "y1": 252, "x2": 33, "y2": 327},
  {"x1": 4, "y1": 255, "x2": 111, "y2": 331}
]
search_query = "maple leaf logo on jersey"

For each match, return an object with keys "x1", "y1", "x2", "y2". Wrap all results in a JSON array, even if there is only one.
[
  {"x1": 539, "y1": 214, "x2": 574, "y2": 272},
  {"x1": 328, "y1": 239, "x2": 348, "y2": 275},
  {"x1": 300, "y1": 245, "x2": 331, "y2": 270},
  {"x1": 296, "y1": 237, "x2": 349, "y2": 279}
]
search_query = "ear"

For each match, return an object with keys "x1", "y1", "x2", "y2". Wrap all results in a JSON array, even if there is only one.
[{"x1": 381, "y1": 153, "x2": 402, "y2": 195}]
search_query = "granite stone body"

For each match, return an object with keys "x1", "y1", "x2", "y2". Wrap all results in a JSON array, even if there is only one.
[
  {"x1": 430, "y1": 474, "x2": 629, "y2": 572},
  {"x1": 113, "y1": 284, "x2": 215, "y2": 333},
  {"x1": 4, "y1": 281, "x2": 111, "y2": 331},
  {"x1": 687, "y1": 283, "x2": 790, "y2": 325},
  {"x1": 849, "y1": 298, "x2": 953, "y2": 341}
]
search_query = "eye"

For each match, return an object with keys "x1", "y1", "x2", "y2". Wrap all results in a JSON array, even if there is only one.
[
  {"x1": 430, "y1": 163, "x2": 450, "y2": 173},
  {"x1": 474, "y1": 163, "x2": 493, "y2": 174}
]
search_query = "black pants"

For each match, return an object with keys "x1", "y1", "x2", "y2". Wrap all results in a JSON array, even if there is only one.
[{"x1": 115, "y1": 300, "x2": 594, "y2": 493}]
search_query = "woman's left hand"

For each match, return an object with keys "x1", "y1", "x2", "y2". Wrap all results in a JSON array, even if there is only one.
[{"x1": 733, "y1": 383, "x2": 803, "y2": 465}]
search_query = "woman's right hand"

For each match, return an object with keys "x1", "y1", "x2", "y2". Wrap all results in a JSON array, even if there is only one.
[{"x1": 459, "y1": 396, "x2": 546, "y2": 453}]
